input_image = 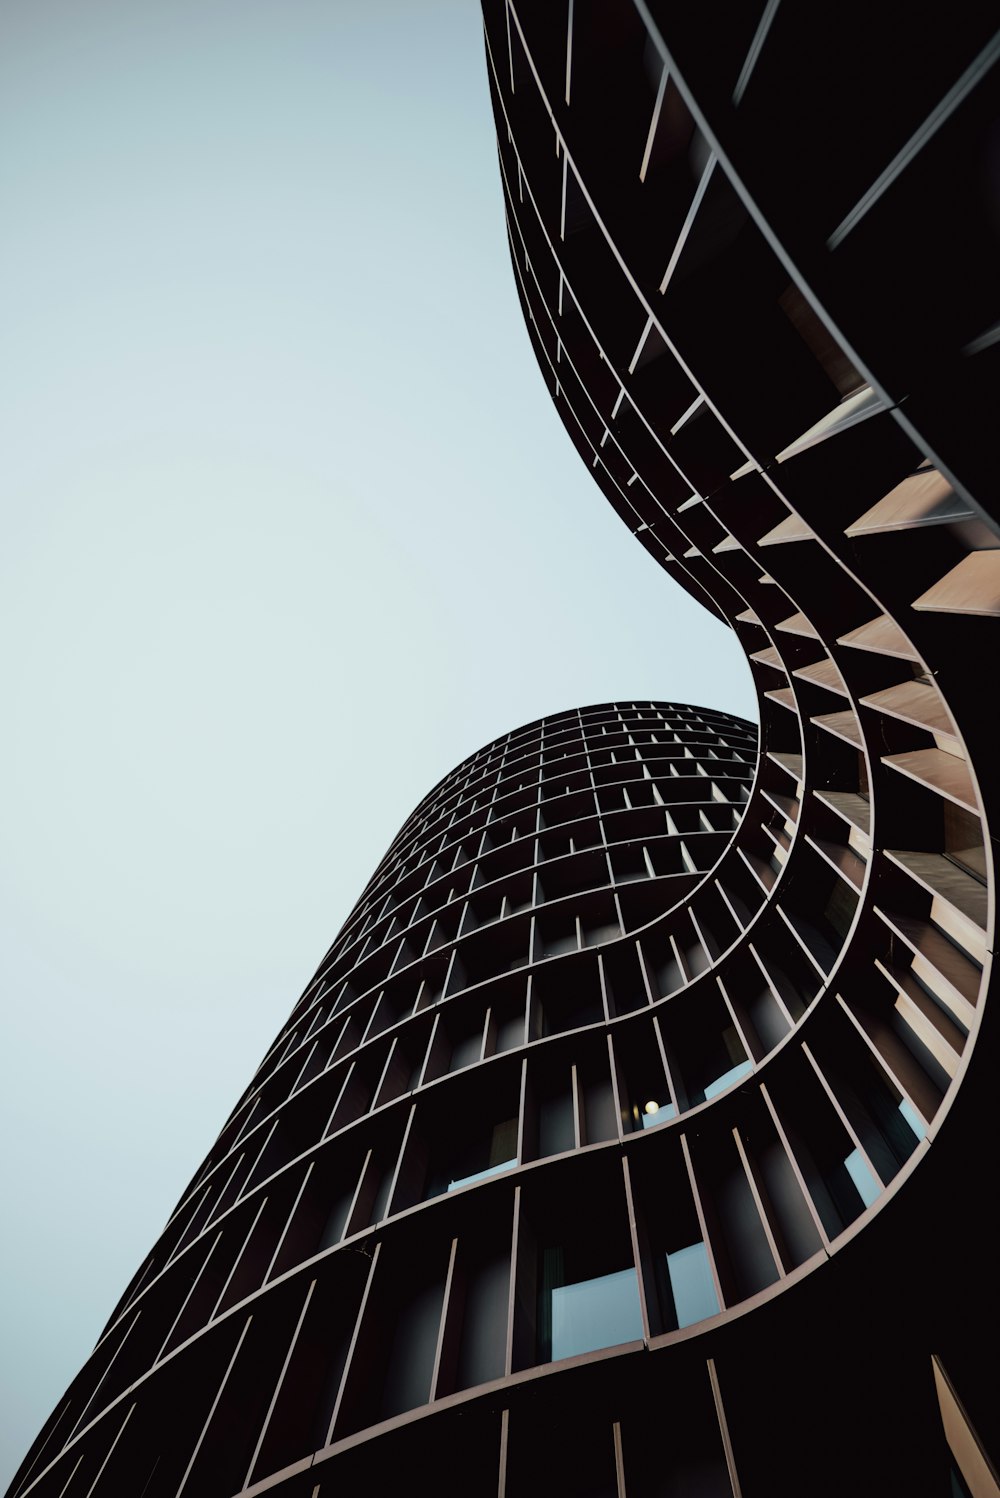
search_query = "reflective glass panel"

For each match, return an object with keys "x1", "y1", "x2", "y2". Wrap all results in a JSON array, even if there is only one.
[
  {"x1": 703, "y1": 1059, "x2": 753, "y2": 1100},
  {"x1": 641, "y1": 1100, "x2": 676, "y2": 1129},
  {"x1": 844, "y1": 1148, "x2": 880, "y2": 1207},
  {"x1": 667, "y1": 1241, "x2": 720, "y2": 1327},
  {"x1": 550, "y1": 1268, "x2": 643, "y2": 1360},
  {"x1": 898, "y1": 1098, "x2": 927, "y2": 1142},
  {"x1": 448, "y1": 1157, "x2": 516, "y2": 1191}
]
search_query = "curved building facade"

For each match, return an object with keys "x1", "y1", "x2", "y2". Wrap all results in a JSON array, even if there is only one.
[
  {"x1": 12, "y1": 702, "x2": 770, "y2": 1498},
  {"x1": 9, "y1": 6, "x2": 1000, "y2": 1497},
  {"x1": 477, "y1": 2, "x2": 1000, "y2": 1491}
]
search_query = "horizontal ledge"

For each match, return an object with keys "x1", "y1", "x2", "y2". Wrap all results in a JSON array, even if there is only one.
[
  {"x1": 859, "y1": 679, "x2": 959, "y2": 748},
  {"x1": 845, "y1": 467, "x2": 971, "y2": 536},
  {"x1": 881, "y1": 748, "x2": 977, "y2": 814},
  {"x1": 775, "y1": 610, "x2": 819, "y2": 639},
  {"x1": 811, "y1": 709, "x2": 863, "y2": 748},
  {"x1": 793, "y1": 658, "x2": 848, "y2": 696},
  {"x1": 912, "y1": 549, "x2": 1000, "y2": 616},
  {"x1": 775, "y1": 385, "x2": 885, "y2": 464},
  {"x1": 805, "y1": 835, "x2": 867, "y2": 890},
  {"x1": 874, "y1": 909, "x2": 980, "y2": 1023},
  {"x1": 813, "y1": 790, "x2": 871, "y2": 837},
  {"x1": 757, "y1": 512, "x2": 817, "y2": 547},
  {"x1": 767, "y1": 751, "x2": 803, "y2": 782},
  {"x1": 836, "y1": 615, "x2": 920, "y2": 661},
  {"x1": 883, "y1": 849, "x2": 987, "y2": 951}
]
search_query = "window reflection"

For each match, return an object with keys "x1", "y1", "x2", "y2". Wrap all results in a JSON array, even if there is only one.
[
  {"x1": 540, "y1": 1246, "x2": 643, "y2": 1361},
  {"x1": 640, "y1": 1098, "x2": 676, "y2": 1129},
  {"x1": 427, "y1": 1117, "x2": 518, "y2": 1200},
  {"x1": 898, "y1": 1098, "x2": 927, "y2": 1142},
  {"x1": 447, "y1": 1118, "x2": 518, "y2": 1193},
  {"x1": 666, "y1": 1242, "x2": 720, "y2": 1327},
  {"x1": 703, "y1": 1058, "x2": 753, "y2": 1100},
  {"x1": 843, "y1": 1148, "x2": 880, "y2": 1208},
  {"x1": 550, "y1": 1269, "x2": 643, "y2": 1360}
]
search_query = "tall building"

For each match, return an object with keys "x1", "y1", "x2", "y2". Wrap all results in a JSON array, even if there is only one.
[
  {"x1": 477, "y1": 2, "x2": 1000, "y2": 1492},
  {"x1": 9, "y1": 6, "x2": 1000, "y2": 1497},
  {"x1": 11, "y1": 702, "x2": 776, "y2": 1498}
]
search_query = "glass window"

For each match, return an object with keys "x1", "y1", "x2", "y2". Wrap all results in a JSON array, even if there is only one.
[
  {"x1": 666, "y1": 1242, "x2": 720, "y2": 1327},
  {"x1": 543, "y1": 1251, "x2": 644, "y2": 1361},
  {"x1": 640, "y1": 1098, "x2": 676, "y2": 1128},
  {"x1": 898, "y1": 1097, "x2": 927, "y2": 1142},
  {"x1": 703, "y1": 1058, "x2": 753, "y2": 1099},
  {"x1": 550, "y1": 1269, "x2": 643, "y2": 1360},
  {"x1": 447, "y1": 1118, "x2": 517, "y2": 1193},
  {"x1": 843, "y1": 1148, "x2": 880, "y2": 1208},
  {"x1": 535, "y1": 1240, "x2": 643, "y2": 1372},
  {"x1": 447, "y1": 1156, "x2": 516, "y2": 1191}
]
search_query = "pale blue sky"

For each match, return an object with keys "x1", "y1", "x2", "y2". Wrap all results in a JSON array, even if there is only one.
[{"x1": 0, "y1": 2, "x2": 754, "y2": 1482}]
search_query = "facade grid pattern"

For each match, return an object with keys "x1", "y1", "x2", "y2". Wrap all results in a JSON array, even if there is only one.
[{"x1": 8, "y1": 5, "x2": 1000, "y2": 1496}]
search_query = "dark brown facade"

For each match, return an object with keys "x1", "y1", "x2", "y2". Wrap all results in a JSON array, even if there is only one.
[{"x1": 8, "y1": 7, "x2": 1000, "y2": 1497}]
